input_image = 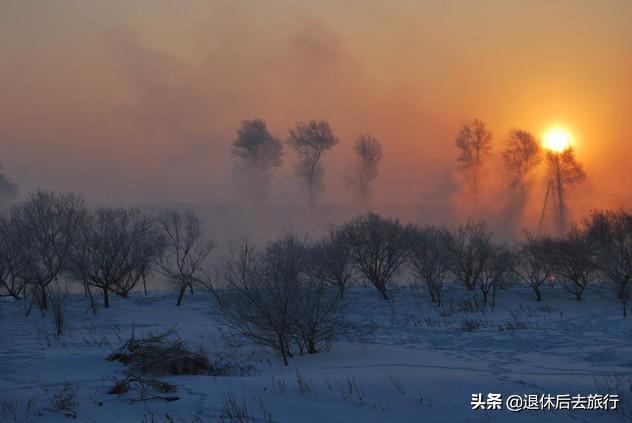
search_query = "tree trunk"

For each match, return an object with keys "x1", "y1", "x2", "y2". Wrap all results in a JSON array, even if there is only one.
[
  {"x1": 176, "y1": 286, "x2": 186, "y2": 306},
  {"x1": 103, "y1": 287, "x2": 110, "y2": 308},
  {"x1": 534, "y1": 287, "x2": 541, "y2": 302},
  {"x1": 279, "y1": 334, "x2": 289, "y2": 366},
  {"x1": 375, "y1": 282, "x2": 389, "y2": 300},
  {"x1": 41, "y1": 286, "x2": 48, "y2": 310},
  {"x1": 481, "y1": 289, "x2": 488, "y2": 304}
]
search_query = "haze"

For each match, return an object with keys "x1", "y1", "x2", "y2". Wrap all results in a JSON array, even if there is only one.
[{"x1": 1, "y1": 0, "x2": 631, "y2": 239}]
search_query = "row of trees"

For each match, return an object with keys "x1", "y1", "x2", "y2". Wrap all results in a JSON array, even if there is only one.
[
  {"x1": 231, "y1": 119, "x2": 383, "y2": 208},
  {"x1": 219, "y1": 208, "x2": 632, "y2": 366},
  {"x1": 455, "y1": 119, "x2": 586, "y2": 233},
  {"x1": 231, "y1": 117, "x2": 587, "y2": 237},
  {"x1": 0, "y1": 191, "x2": 219, "y2": 310},
  {"x1": 312, "y1": 210, "x2": 631, "y2": 315},
  {"x1": 3, "y1": 191, "x2": 630, "y2": 365}
]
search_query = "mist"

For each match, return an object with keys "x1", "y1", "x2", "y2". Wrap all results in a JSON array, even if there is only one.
[{"x1": 1, "y1": 0, "x2": 631, "y2": 243}]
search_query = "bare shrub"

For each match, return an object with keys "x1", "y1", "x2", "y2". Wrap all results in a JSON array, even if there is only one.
[
  {"x1": 12, "y1": 191, "x2": 86, "y2": 310},
  {"x1": 548, "y1": 227, "x2": 596, "y2": 300},
  {"x1": 585, "y1": 209, "x2": 632, "y2": 316},
  {"x1": 108, "y1": 375, "x2": 178, "y2": 402},
  {"x1": 448, "y1": 221, "x2": 494, "y2": 291},
  {"x1": 157, "y1": 210, "x2": 218, "y2": 306},
  {"x1": 406, "y1": 225, "x2": 453, "y2": 306},
  {"x1": 68, "y1": 207, "x2": 160, "y2": 308},
  {"x1": 306, "y1": 226, "x2": 354, "y2": 298},
  {"x1": 341, "y1": 213, "x2": 410, "y2": 300},
  {"x1": 478, "y1": 244, "x2": 514, "y2": 307},
  {"x1": 0, "y1": 212, "x2": 29, "y2": 299},
  {"x1": 292, "y1": 278, "x2": 347, "y2": 355},
  {"x1": 46, "y1": 382, "x2": 78, "y2": 418},
  {"x1": 221, "y1": 235, "x2": 346, "y2": 365},
  {"x1": 513, "y1": 234, "x2": 554, "y2": 301},
  {"x1": 107, "y1": 329, "x2": 219, "y2": 376}
]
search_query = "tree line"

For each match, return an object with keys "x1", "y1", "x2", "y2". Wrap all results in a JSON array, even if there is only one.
[
  {"x1": 0, "y1": 191, "x2": 219, "y2": 312},
  {"x1": 2, "y1": 190, "x2": 630, "y2": 366},
  {"x1": 231, "y1": 118, "x2": 585, "y2": 227}
]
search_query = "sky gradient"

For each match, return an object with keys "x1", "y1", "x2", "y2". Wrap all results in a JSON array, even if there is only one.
[{"x1": 1, "y1": 1, "x2": 631, "y2": 222}]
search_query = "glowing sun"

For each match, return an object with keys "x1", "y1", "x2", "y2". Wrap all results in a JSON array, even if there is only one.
[{"x1": 543, "y1": 127, "x2": 573, "y2": 152}]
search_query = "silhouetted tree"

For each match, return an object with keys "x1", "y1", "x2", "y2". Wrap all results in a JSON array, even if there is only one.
[
  {"x1": 68, "y1": 207, "x2": 158, "y2": 308},
  {"x1": 448, "y1": 221, "x2": 494, "y2": 291},
  {"x1": 231, "y1": 119, "x2": 283, "y2": 205},
  {"x1": 307, "y1": 226, "x2": 354, "y2": 298},
  {"x1": 0, "y1": 211, "x2": 30, "y2": 299},
  {"x1": 478, "y1": 244, "x2": 514, "y2": 307},
  {"x1": 288, "y1": 120, "x2": 339, "y2": 208},
  {"x1": 548, "y1": 227, "x2": 595, "y2": 300},
  {"x1": 406, "y1": 225, "x2": 453, "y2": 306},
  {"x1": 13, "y1": 191, "x2": 86, "y2": 310},
  {"x1": 455, "y1": 119, "x2": 492, "y2": 204},
  {"x1": 344, "y1": 135, "x2": 383, "y2": 207},
  {"x1": 585, "y1": 209, "x2": 632, "y2": 316},
  {"x1": 341, "y1": 213, "x2": 410, "y2": 300},
  {"x1": 157, "y1": 210, "x2": 217, "y2": 306},
  {"x1": 502, "y1": 130, "x2": 542, "y2": 187},
  {"x1": 221, "y1": 235, "x2": 345, "y2": 365},
  {"x1": 502, "y1": 129, "x2": 542, "y2": 222},
  {"x1": 545, "y1": 147, "x2": 586, "y2": 235},
  {"x1": 513, "y1": 234, "x2": 554, "y2": 301}
]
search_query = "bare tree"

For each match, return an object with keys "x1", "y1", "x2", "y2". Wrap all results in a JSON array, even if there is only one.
[
  {"x1": 478, "y1": 244, "x2": 514, "y2": 306},
  {"x1": 0, "y1": 165, "x2": 18, "y2": 209},
  {"x1": 502, "y1": 130, "x2": 542, "y2": 188},
  {"x1": 584, "y1": 209, "x2": 632, "y2": 316},
  {"x1": 292, "y1": 277, "x2": 346, "y2": 355},
  {"x1": 68, "y1": 207, "x2": 160, "y2": 308},
  {"x1": 406, "y1": 225, "x2": 453, "y2": 306},
  {"x1": 501, "y1": 130, "x2": 542, "y2": 227},
  {"x1": 341, "y1": 213, "x2": 410, "y2": 300},
  {"x1": 513, "y1": 234, "x2": 554, "y2": 301},
  {"x1": 157, "y1": 210, "x2": 217, "y2": 306},
  {"x1": 221, "y1": 235, "x2": 345, "y2": 365},
  {"x1": 0, "y1": 211, "x2": 30, "y2": 299},
  {"x1": 448, "y1": 221, "x2": 494, "y2": 291},
  {"x1": 231, "y1": 119, "x2": 283, "y2": 205},
  {"x1": 13, "y1": 191, "x2": 86, "y2": 310},
  {"x1": 306, "y1": 226, "x2": 354, "y2": 298},
  {"x1": 221, "y1": 240, "x2": 296, "y2": 365},
  {"x1": 548, "y1": 227, "x2": 596, "y2": 300},
  {"x1": 120, "y1": 224, "x2": 165, "y2": 297},
  {"x1": 288, "y1": 120, "x2": 339, "y2": 208},
  {"x1": 344, "y1": 135, "x2": 383, "y2": 207},
  {"x1": 455, "y1": 119, "x2": 492, "y2": 204},
  {"x1": 542, "y1": 147, "x2": 586, "y2": 235}
]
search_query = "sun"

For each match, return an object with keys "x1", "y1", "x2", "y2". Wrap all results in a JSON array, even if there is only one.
[{"x1": 542, "y1": 127, "x2": 573, "y2": 153}]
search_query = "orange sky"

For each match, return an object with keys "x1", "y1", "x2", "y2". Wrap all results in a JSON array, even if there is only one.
[{"x1": 1, "y1": 0, "x2": 631, "y2": 222}]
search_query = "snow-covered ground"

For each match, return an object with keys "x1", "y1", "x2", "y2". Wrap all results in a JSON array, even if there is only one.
[{"x1": 1, "y1": 284, "x2": 630, "y2": 422}]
